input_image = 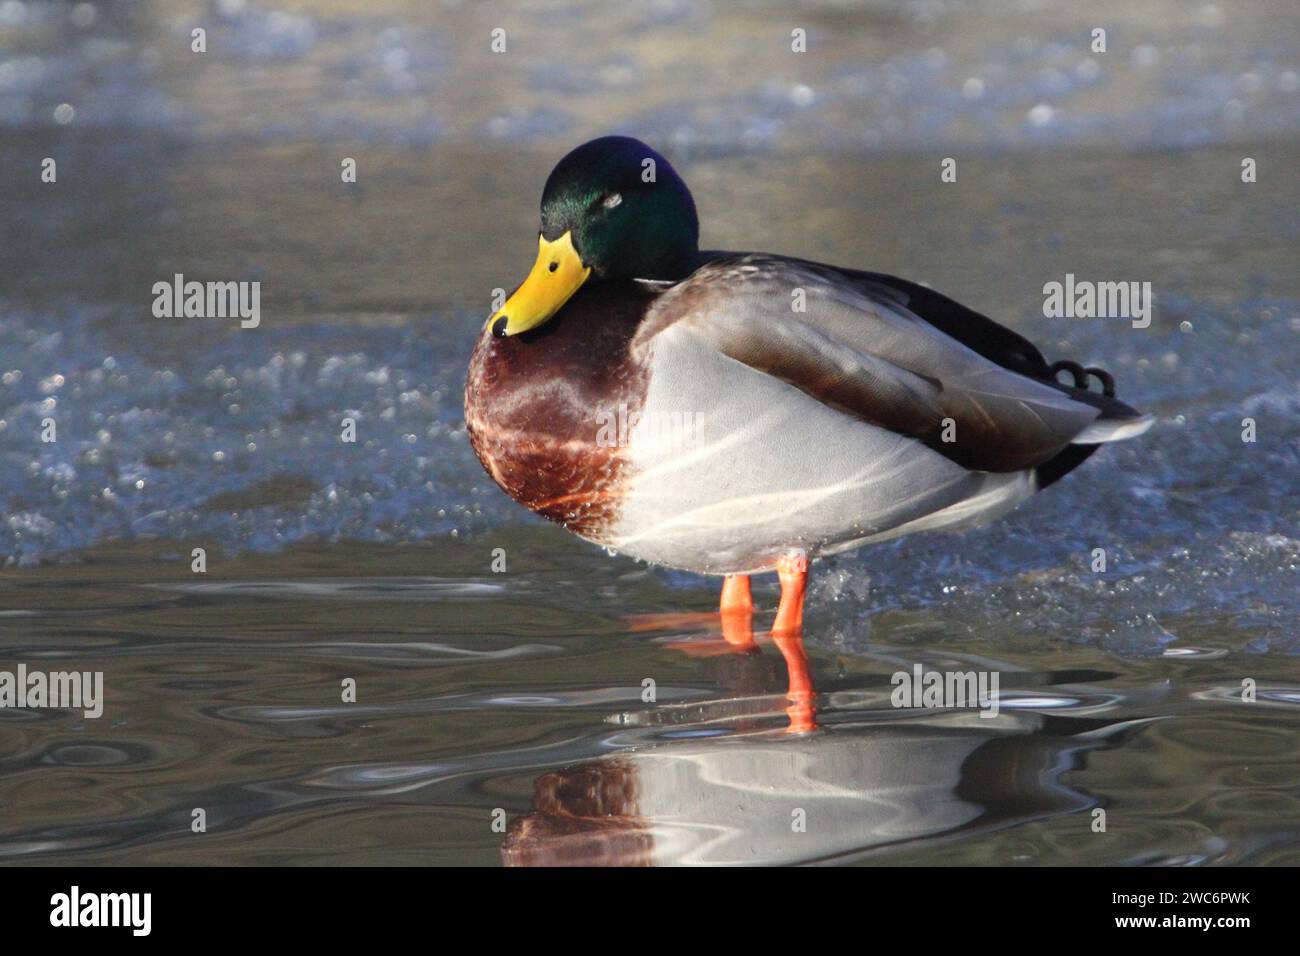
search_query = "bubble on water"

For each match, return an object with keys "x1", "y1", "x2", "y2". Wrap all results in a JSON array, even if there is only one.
[
  {"x1": 789, "y1": 84, "x2": 814, "y2": 107},
  {"x1": 1027, "y1": 103, "x2": 1055, "y2": 126}
]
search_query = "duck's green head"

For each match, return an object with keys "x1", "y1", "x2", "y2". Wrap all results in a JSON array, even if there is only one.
[{"x1": 490, "y1": 136, "x2": 698, "y2": 337}]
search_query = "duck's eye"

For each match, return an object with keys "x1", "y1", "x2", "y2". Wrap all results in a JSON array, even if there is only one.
[
  {"x1": 548, "y1": 262, "x2": 558, "y2": 273},
  {"x1": 601, "y1": 192, "x2": 623, "y2": 210}
]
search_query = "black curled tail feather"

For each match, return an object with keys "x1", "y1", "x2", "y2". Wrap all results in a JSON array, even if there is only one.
[
  {"x1": 1048, "y1": 360, "x2": 1115, "y2": 397},
  {"x1": 1035, "y1": 360, "x2": 1139, "y2": 489}
]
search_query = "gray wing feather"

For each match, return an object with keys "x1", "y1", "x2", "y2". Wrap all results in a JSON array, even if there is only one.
[{"x1": 635, "y1": 255, "x2": 1102, "y2": 472}]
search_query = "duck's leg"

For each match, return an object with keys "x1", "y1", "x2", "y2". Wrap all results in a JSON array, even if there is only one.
[
  {"x1": 720, "y1": 573, "x2": 753, "y2": 616},
  {"x1": 772, "y1": 554, "x2": 817, "y2": 733},
  {"x1": 772, "y1": 553, "x2": 808, "y2": 635},
  {"x1": 719, "y1": 574, "x2": 756, "y2": 649}
]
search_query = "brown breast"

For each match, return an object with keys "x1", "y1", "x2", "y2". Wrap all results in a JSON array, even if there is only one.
[{"x1": 463, "y1": 281, "x2": 657, "y2": 543}]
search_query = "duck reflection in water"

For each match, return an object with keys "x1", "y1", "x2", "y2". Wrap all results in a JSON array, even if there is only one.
[{"x1": 502, "y1": 613, "x2": 1154, "y2": 865}]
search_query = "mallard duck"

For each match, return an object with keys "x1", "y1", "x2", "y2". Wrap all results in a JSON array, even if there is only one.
[{"x1": 465, "y1": 136, "x2": 1153, "y2": 635}]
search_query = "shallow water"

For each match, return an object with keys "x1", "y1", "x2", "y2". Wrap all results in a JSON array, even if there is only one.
[{"x1": 1, "y1": 0, "x2": 1299, "y2": 865}]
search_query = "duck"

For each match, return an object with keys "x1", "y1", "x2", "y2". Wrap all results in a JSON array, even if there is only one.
[{"x1": 465, "y1": 135, "x2": 1153, "y2": 641}]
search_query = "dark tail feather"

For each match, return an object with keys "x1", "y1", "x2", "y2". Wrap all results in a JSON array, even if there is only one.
[
  {"x1": 1034, "y1": 361, "x2": 1149, "y2": 489},
  {"x1": 1035, "y1": 442, "x2": 1101, "y2": 490}
]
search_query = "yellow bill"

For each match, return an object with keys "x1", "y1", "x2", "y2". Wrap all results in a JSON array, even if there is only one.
[{"x1": 489, "y1": 231, "x2": 591, "y2": 337}]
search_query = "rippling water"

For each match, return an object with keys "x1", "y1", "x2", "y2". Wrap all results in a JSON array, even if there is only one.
[
  {"x1": 3, "y1": 542, "x2": 1299, "y2": 865},
  {"x1": 1, "y1": 0, "x2": 1299, "y2": 865}
]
